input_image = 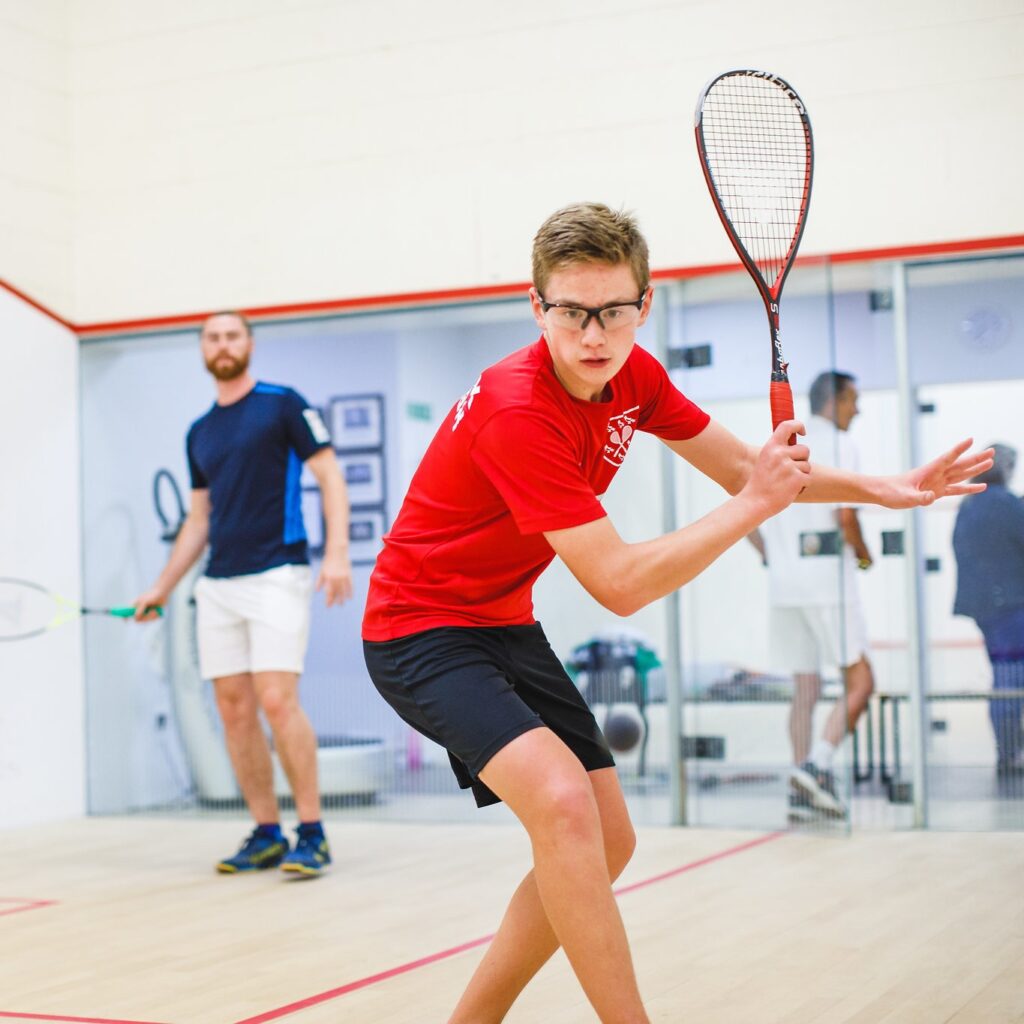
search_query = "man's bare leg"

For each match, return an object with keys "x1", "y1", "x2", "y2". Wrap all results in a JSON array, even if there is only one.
[
  {"x1": 214, "y1": 673, "x2": 279, "y2": 823},
  {"x1": 789, "y1": 672, "x2": 821, "y2": 765},
  {"x1": 253, "y1": 670, "x2": 320, "y2": 822},
  {"x1": 823, "y1": 655, "x2": 875, "y2": 747}
]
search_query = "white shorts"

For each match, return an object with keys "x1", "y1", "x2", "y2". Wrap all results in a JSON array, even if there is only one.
[
  {"x1": 769, "y1": 602, "x2": 869, "y2": 675},
  {"x1": 194, "y1": 564, "x2": 313, "y2": 679}
]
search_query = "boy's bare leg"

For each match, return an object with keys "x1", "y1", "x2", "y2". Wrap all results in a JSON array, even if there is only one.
[
  {"x1": 450, "y1": 729, "x2": 647, "y2": 1024},
  {"x1": 449, "y1": 766, "x2": 635, "y2": 1023}
]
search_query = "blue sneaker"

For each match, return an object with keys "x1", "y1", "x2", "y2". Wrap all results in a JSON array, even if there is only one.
[
  {"x1": 216, "y1": 827, "x2": 289, "y2": 873},
  {"x1": 280, "y1": 827, "x2": 331, "y2": 877}
]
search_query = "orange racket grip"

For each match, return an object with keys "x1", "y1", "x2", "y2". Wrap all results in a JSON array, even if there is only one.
[{"x1": 770, "y1": 381, "x2": 797, "y2": 444}]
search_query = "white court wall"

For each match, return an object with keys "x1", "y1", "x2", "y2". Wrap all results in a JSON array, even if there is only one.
[
  {"x1": 0, "y1": 286, "x2": 84, "y2": 827},
  {"x1": 55, "y1": 0, "x2": 1024, "y2": 324},
  {"x1": 0, "y1": 1, "x2": 73, "y2": 314}
]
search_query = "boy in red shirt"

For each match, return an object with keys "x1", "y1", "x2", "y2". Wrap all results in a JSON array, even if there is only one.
[{"x1": 363, "y1": 203, "x2": 990, "y2": 1023}]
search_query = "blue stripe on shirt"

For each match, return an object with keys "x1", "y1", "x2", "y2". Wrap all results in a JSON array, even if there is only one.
[{"x1": 283, "y1": 451, "x2": 306, "y2": 545}]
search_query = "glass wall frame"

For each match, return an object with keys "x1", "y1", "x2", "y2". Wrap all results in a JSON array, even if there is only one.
[{"x1": 78, "y1": 247, "x2": 1024, "y2": 834}]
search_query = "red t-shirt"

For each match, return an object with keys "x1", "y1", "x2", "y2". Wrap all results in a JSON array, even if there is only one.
[{"x1": 361, "y1": 336, "x2": 710, "y2": 640}]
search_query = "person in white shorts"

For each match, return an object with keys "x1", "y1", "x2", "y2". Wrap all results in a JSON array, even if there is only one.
[
  {"x1": 134, "y1": 311, "x2": 353, "y2": 876},
  {"x1": 748, "y1": 371, "x2": 876, "y2": 820}
]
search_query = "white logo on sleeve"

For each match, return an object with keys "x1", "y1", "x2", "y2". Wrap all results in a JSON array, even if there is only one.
[
  {"x1": 303, "y1": 408, "x2": 331, "y2": 445},
  {"x1": 603, "y1": 406, "x2": 639, "y2": 466},
  {"x1": 452, "y1": 376, "x2": 482, "y2": 431}
]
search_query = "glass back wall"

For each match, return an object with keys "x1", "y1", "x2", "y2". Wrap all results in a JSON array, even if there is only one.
[
  {"x1": 78, "y1": 250, "x2": 1024, "y2": 834},
  {"x1": 667, "y1": 262, "x2": 856, "y2": 833},
  {"x1": 907, "y1": 255, "x2": 1024, "y2": 830},
  {"x1": 78, "y1": 299, "x2": 671, "y2": 826}
]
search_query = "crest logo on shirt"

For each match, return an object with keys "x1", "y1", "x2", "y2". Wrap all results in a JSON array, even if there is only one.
[
  {"x1": 604, "y1": 406, "x2": 640, "y2": 466},
  {"x1": 452, "y1": 376, "x2": 482, "y2": 432}
]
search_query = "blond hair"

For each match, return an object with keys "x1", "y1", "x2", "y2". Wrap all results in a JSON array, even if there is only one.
[{"x1": 531, "y1": 202, "x2": 649, "y2": 294}]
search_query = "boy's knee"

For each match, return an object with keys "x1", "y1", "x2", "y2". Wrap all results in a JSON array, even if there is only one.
[
  {"x1": 606, "y1": 824, "x2": 636, "y2": 879},
  {"x1": 532, "y1": 780, "x2": 601, "y2": 842}
]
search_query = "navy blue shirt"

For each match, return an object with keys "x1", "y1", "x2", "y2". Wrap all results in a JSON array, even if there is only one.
[
  {"x1": 953, "y1": 485, "x2": 1024, "y2": 626},
  {"x1": 187, "y1": 382, "x2": 331, "y2": 578}
]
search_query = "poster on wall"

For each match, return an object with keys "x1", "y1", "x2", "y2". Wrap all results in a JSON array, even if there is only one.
[
  {"x1": 340, "y1": 452, "x2": 385, "y2": 506},
  {"x1": 329, "y1": 394, "x2": 383, "y2": 451},
  {"x1": 349, "y1": 509, "x2": 386, "y2": 565}
]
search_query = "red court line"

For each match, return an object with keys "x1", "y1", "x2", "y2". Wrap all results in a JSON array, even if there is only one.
[
  {"x1": 0, "y1": 1014, "x2": 168, "y2": 1024},
  {"x1": 0, "y1": 898, "x2": 58, "y2": 919},
  {"x1": 231, "y1": 935, "x2": 496, "y2": 1024},
  {"x1": 612, "y1": 830, "x2": 784, "y2": 897},
  {"x1": 0, "y1": 906, "x2": 170, "y2": 1024},
  {"x1": 231, "y1": 830, "x2": 785, "y2": 1024}
]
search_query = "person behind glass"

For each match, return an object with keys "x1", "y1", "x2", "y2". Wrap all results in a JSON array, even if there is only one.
[
  {"x1": 953, "y1": 443, "x2": 1024, "y2": 775},
  {"x1": 361, "y1": 203, "x2": 990, "y2": 1024},
  {"x1": 747, "y1": 371, "x2": 878, "y2": 822},
  {"x1": 133, "y1": 311, "x2": 353, "y2": 877}
]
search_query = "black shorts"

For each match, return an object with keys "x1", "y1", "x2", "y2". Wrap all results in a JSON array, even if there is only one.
[{"x1": 363, "y1": 623, "x2": 614, "y2": 807}]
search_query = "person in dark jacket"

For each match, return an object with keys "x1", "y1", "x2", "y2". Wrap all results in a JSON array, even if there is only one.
[{"x1": 953, "y1": 443, "x2": 1024, "y2": 773}]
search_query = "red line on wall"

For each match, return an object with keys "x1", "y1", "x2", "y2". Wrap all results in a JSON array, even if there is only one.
[
  {"x1": 229, "y1": 831, "x2": 785, "y2": 1024},
  {"x1": 4, "y1": 233, "x2": 1021, "y2": 340},
  {"x1": 0, "y1": 898, "x2": 58, "y2": 919},
  {"x1": 0, "y1": 278, "x2": 74, "y2": 331},
  {"x1": 70, "y1": 233, "x2": 1024, "y2": 340},
  {"x1": 74, "y1": 281, "x2": 532, "y2": 339},
  {"x1": 827, "y1": 233, "x2": 1024, "y2": 264}
]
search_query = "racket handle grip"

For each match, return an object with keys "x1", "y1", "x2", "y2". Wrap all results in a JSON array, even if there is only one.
[
  {"x1": 770, "y1": 381, "x2": 797, "y2": 445},
  {"x1": 110, "y1": 605, "x2": 163, "y2": 618}
]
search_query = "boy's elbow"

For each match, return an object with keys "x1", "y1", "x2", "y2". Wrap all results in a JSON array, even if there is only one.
[{"x1": 595, "y1": 579, "x2": 646, "y2": 618}]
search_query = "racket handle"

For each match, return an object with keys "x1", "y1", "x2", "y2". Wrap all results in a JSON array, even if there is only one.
[
  {"x1": 110, "y1": 605, "x2": 163, "y2": 618},
  {"x1": 770, "y1": 381, "x2": 797, "y2": 444}
]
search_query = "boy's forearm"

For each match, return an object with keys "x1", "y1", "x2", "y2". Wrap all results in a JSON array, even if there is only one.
[
  {"x1": 609, "y1": 494, "x2": 772, "y2": 616},
  {"x1": 797, "y1": 463, "x2": 893, "y2": 506}
]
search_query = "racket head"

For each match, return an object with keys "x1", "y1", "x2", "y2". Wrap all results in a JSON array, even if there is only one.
[
  {"x1": 0, "y1": 578, "x2": 78, "y2": 641},
  {"x1": 694, "y1": 69, "x2": 814, "y2": 308},
  {"x1": 695, "y1": 68, "x2": 813, "y2": 430}
]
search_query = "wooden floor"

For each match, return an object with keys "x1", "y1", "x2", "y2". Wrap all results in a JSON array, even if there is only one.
[{"x1": 1, "y1": 816, "x2": 1022, "y2": 1023}]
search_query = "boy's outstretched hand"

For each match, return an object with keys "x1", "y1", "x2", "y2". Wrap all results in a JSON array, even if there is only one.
[{"x1": 883, "y1": 439, "x2": 994, "y2": 509}]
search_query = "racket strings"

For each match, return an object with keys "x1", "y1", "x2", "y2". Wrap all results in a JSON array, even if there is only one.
[
  {"x1": 0, "y1": 579, "x2": 57, "y2": 640},
  {"x1": 699, "y1": 78, "x2": 811, "y2": 291}
]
